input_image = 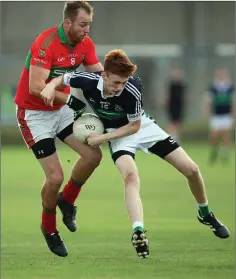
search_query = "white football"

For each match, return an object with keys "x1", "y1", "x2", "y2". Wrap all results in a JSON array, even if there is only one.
[{"x1": 73, "y1": 113, "x2": 105, "y2": 142}]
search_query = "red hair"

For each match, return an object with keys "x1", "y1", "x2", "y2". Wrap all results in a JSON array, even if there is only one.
[{"x1": 104, "y1": 49, "x2": 137, "y2": 77}]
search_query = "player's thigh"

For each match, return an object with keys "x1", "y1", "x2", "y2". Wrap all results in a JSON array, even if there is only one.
[
  {"x1": 63, "y1": 133, "x2": 102, "y2": 163},
  {"x1": 31, "y1": 138, "x2": 64, "y2": 183},
  {"x1": 164, "y1": 147, "x2": 198, "y2": 177},
  {"x1": 38, "y1": 152, "x2": 64, "y2": 184},
  {"x1": 55, "y1": 107, "x2": 102, "y2": 162},
  {"x1": 147, "y1": 135, "x2": 179, "y2": 159},
  {"x1": 56, "y1": 105, "x2": 74, "y2": 136},
  {"x1": 220, "y1": 115, "x2": 233, "y2": 134},
  {"x1": 16, "y1": 106, "x2": 59, "y2": 148},
  {"x1": 116, "y1": 155, "x2": 139, "y2": 177},
  {"x1": 115, "y1": 154, "x2": 139, "y2": 183},
  {"x1": 108, "y1": 132, "x2": 138, "y2": 164}
]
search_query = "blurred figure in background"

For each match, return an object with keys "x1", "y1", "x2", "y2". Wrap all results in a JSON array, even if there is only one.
[
  {"x1": 203, "y1": 68, "x2": 235, "y2": 164},
  {"x1": 163, "y1": 68, "x2": 187, "y2": 142}
]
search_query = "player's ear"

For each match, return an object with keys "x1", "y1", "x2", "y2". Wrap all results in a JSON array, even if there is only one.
[{"x1": 64, "y1": 18, "x2": 72, "y2": 28}]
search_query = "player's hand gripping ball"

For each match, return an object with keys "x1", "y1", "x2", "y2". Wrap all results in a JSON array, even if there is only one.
[{"x1": 73, "y1": 113, "x2": 104, "y2": 143}]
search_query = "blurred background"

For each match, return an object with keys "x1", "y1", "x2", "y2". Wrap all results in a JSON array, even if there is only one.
[{"x1": 0, "y1": 1, "x2": 235, "y2": 143}]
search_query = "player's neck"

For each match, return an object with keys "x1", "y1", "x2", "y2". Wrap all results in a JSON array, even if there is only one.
[
  {"x1": 103, "y1": 87, "x2": 113, "y2": 98},
  {"x1": 64, "y1": 29, "x2": 76, "y2": 46},
  {"x1": 103, "y1": 90, "x2": 110, "y2": 97}
]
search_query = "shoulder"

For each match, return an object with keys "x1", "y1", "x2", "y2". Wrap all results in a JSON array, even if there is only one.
[
  {"x1": 33, "y1": 26, "x2": 58, "y2": 51},
  {"x1": 124, "y1": 76, "x2": 142, "y2": 99}
]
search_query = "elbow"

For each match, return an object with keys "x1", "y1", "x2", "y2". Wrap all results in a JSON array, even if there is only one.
[
  {"x1": 29, "y1": 87, "x2": 38, "y2": 96},
  {"x1": 29, "y1": 82, "x2": 45, "y2": 96}
]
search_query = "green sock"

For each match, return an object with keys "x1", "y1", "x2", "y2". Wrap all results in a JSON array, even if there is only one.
[
  {"x1": 132, "y1": 221, "x2": 144, "y2": 232},
  {"x1": 199, "y1": 202, "x2": 211, "y2": 217},
  {"x1": 134, "y1": 226, "x2": 144, "y2": 232}
]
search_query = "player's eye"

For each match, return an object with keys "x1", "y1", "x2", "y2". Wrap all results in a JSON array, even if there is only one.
[{"x1": 80, "y1": 23, "x2": 90, "y2": 28}]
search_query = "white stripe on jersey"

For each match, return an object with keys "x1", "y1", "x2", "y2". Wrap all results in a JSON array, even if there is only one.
[
  {"x1": 126, "y1": 82, "x2": 142, "y2": 114},
  {"x1": 135, "y1": 100, "x2": 142, "y2": 114},
  {"x1": 72, "y1": 71, "x2": 100, "y2": 80},
  {"x1": 126, "y1": 82, "x2": 141, "y2": 100}
]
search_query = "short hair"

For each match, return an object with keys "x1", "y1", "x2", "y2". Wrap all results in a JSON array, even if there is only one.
[
  {"x1": 104, "y1": 49, "x2": 137, "y2": 77},
  {"x1": 63, "y1": 1, "x2": 93, "y2": 21}
]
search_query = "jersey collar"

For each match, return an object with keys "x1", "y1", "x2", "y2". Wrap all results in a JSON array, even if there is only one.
[
  {"x1": 58, "y1": 23, "x2": 76, "y2": 50},
  {"x1": 97, "y1": 77, "x2": 106, "y2": 98},
  {"x1": 97, "y1": 76, "x2": 123, "y2": 99}
]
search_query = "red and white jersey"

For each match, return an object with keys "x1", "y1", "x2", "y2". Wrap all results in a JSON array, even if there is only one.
[{"x1": 14, "y1": 23, "x2": 99, "y2": 111}]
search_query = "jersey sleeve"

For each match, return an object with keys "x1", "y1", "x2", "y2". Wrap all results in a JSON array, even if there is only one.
[
  {"x1": 30, "y1": 40, "x2": 52, "y2": 70},
  {"x1": 82, "y1": 37, "x2": 100, "y2": 66},
  {"x1": 123, "y1": 79, "x2": 143, "y2": 122},
  {"x1": 64, "y1": 70, "x2": 96, "y2": 91}
]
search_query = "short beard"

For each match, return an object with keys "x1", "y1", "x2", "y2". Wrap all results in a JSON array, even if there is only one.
[{"x1": 68, "y1": 29, "x2": 81, "y2": 45}]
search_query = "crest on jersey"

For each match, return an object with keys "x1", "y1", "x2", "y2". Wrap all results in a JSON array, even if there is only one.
[
  {"x1": 39, "y1": 49, "x2": 46, "y2": 57},
  {"x1": 81, "y1": 54, "x2": 86, "y2": 61},
  {"x1": 115, "y1": 105, "x2": 124, "y2": 112}
]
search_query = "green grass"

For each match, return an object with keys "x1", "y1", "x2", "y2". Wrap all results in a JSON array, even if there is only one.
[{"x1": 1, "y1": 143, "x2": 234, "y2": 279}]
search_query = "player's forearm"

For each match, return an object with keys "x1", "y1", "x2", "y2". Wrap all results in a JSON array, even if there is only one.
[
  {"x1": 29, "y1": 81, "x2": 47, "y2": 96},
  {"x1": 49, "y1": 75, "x2": 64, "y2": 89},
  {"x1": 30, "y1": 76, "x2": 64, "y2": 97},
  {"x1": 46, "y1": 76, "x2": 70, "y2": 104},
  {"x1": 101, "y1": 121, "x2": 141, "y2": 143}
]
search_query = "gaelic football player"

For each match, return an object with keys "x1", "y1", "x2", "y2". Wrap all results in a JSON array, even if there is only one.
[
  {"x1": 14, "y1": 1, "x2": 104, "y2": 257},
  {"x1": 41, "y1": 50, "x2": 230, "y2": 259}
]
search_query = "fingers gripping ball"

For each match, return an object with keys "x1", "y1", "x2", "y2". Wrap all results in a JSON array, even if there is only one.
[{"x1": 73, "y1": 113, "x2": 104, "y2": 143}]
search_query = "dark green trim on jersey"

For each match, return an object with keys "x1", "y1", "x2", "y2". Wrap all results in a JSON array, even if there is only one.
[
  {"x1": 213, "y1": 94, "x2": 232, "y2": 106},
  {"x1": 95, "y1": 109, "x2": 126, "y2": 120},
  {"x1": 25, "y1": 50, "x2": 32, "y2": 69},
  {"x1": 49, "y1": 65, "x2": 80, "y2": 78},
  {"x1": 58, "y1": 23, "x2": 76, "y2": 50}
]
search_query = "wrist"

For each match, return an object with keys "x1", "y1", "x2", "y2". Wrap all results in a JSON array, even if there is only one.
[
  {"x1": 63, "y1": 73, "x2": 71, "y2": 86},
  {"x1": 101, "y1": 133, "x2": 112, "y2": 143},
  {"x1": 66, "y1": 94, "x2": 72, "y2": 105}
]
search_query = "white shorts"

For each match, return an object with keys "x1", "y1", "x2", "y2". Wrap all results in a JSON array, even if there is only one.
[
  {"x1": 210, "y1": 115, "x2": 233, "y2": 131},
  {"x1": 16, "y1": 105, "x2": 74, "y2": 148},
  {"x1": 107, "y1": 114, "x2": 170, "y2": 155}
]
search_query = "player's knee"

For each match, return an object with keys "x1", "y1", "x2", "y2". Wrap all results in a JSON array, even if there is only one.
[
  {"x1": 46, "y1": 171, "x2": 64, "y2": 187},
  {"x1": 85, "y1": 149, "x2": 102, "y2": 167},
  {"x1": 124, "y1": 172, "x2": 140, "y2": 187},
  {"x1": 184, "y1": 161, "x2": 200, "y2": 179}
]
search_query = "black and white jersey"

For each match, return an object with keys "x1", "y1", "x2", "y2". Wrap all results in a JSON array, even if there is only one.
[{"x1": 64, "y1": 71, "x2": 144, "y2": 129}]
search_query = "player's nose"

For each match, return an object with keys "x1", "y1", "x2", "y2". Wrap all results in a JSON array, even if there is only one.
[{"x1": 84, "y1": 26, "x2": 89, "y2": 33}]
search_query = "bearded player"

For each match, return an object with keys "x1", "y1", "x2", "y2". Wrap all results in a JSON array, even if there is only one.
[{"x1": 14, "y1": 1, "x2": 104, "y2": 257}]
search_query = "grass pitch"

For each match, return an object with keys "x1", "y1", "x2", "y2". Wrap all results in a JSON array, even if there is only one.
[{"x1": 1, "y1": 143, "x2": 234, "y2": 279}]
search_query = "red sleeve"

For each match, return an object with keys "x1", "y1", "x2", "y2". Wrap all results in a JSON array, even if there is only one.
[
  {"x1": 82, "y1": 36, "x2": 100, "y2": 66},
  {"x1": 30, "y1": 38, "x2": 52, "y2": 70}
]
